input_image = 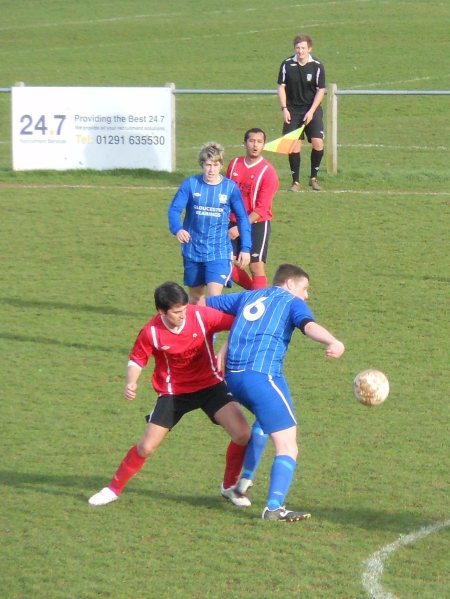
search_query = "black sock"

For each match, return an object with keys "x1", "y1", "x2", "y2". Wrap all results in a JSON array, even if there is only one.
[
  {"x1": 311, "y1": 149, "x2": 324, "y2": 178},
  {"x1": 288, "y1": 153, "x2": 301, "y2": 182}
]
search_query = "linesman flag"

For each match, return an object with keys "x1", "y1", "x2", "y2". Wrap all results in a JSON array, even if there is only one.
[{"x1": 263, "y1": 123, "x2": 306, "y2": 154}]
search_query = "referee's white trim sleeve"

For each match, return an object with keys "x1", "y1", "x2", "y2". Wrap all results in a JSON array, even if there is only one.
[{"x1": 127, "y1": 360, "x2": 142, "y2": 370}]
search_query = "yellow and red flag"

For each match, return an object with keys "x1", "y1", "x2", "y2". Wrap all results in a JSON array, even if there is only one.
[{"x1": 263, "y1": 124, "x2": 306, "y2": 154}]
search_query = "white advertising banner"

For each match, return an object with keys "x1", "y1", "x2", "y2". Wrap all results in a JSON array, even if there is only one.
[{"x1": 12, "y1": 86, "x2": 175, "y2": 171}]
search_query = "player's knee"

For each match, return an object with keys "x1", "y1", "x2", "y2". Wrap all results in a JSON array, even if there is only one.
[
  {"x1": 273, "y1": 437, "x2": 298, "y2": 460},
  {"x1": 136, "y1": 442, "x2": 154, "y2": 458},
  {"x1": 229, "y1": 420, "x2": 251, "y2": 445},
  {"x1": 291, "y1": 445, "x2": 299, "y2": 461},
  {"x1": 233, "y1": 432, "x2": 250, "y2": 446},
  {"x1": 189, "y1": 293, "x2": 203, "y2": 305}
]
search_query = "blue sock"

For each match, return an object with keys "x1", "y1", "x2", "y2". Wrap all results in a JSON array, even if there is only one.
[
  {"x1": 241, "y1": 421, "x2": 268, "y2": 481},
  {"x1": 266, "y1": 455, "x2": 297, "y2": 510}
]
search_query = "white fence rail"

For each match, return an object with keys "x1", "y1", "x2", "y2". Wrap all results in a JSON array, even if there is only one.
[
  {"x1": 2, "y1": 84, "x2": 449, "y2": 174},
  {"x1": 172, "y1": 85, "x2": 450, "y2": 175}
]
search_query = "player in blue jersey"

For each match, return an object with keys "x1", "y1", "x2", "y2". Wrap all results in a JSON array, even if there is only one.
[
  {"x1": 206, "y1": 263, "x2": 345, "y2": 521},
  {"x1": 168, "y1": 142, "x2": 252, "y2": 304}
]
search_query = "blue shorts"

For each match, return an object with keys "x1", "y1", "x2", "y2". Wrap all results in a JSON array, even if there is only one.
[
  {"x1": 225, "y1": 370, "x2": 297, "y2": 434},
  {"x1": 183, "y1": 257, "x2": 232, "y2": 288}
]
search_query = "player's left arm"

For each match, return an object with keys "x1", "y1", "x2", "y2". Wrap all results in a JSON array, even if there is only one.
[
  {"x1": 252, "y1": 167, "x2": 279, "y2": 220},
  {"x1": 168, "y1": 179, "x2": 190, "y2": 236},
  {"x1": 303, "y1": 321, "x2": 345, "y2": 358},
  {"x1": 216, "y1": 339, "x2": 229, "y2": 373},
  {"x1": 126, "y1": 327, "x2": 153, "y2": 400},
  {"x1": 229, "y1": 187, "x2": 251, "y2": 267},
  {"x1": 229, "y1": 186, "x2": 251, "y2": 253},
  {"x1": 304, "y1": 87, "x2": 325, "y2": 124},
  {"x1": 304, "y1": 63, "x2": 326, "y2": 124}
]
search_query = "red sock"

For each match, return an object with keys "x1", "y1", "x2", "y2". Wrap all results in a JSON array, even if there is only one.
[
  {"x1": 223, "y1": 441, "x2": 247, "y2": 488},
  {"x1": 109, "y1": 445, "x2": 146, "y2": 495},
  {"x1": 232, "y1": 265, "x2": 253, "y2": 290},
  {"x1": 252, "y1": 275, "x2": 268, "y2": 289}
]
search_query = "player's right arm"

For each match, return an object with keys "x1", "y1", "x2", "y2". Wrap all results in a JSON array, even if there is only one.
[
  {"x1": 277, "y1": 83, "x2": 290, "y2": 124},
  {"x1": 206, "y1": 292, "x2": 242, "y2": 315},
  {"x1": 125, "y1": 326, "x2": 153, "y2": 400},
  {"x1": 168, "y1": 178, "x2": 190, "y2": 238},
  {"x1": 252, "y1": 165, "x2": 279, "y2": 221},
  {"x1": 124, "y1": 361, "x2": 142, "y2": 401}
]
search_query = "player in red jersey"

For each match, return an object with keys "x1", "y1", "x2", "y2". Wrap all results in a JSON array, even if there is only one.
[
  {"x1": 226, "y1": 128, "x2": 279, "y2": 290},
  {"x1": 88, "y1": 281, "x2": 251, "y2": 508}
]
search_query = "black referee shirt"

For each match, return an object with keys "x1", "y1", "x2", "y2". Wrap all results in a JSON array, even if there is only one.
[{"x1": 278, "y1": 55, "x2": 325, "y2": 109}]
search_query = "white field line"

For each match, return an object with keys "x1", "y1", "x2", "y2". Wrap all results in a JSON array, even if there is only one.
[
  {"x1": 186, "y1": 143, "x2": 448, "y2": 152},
  {"x1": 1, "y1": 20, "x2": 370, "y2": 56},
  {"x1": 0, "y1": 183, "x2": 448, "y2": 197},
  {"x1": 0, "y1": 2, "x2": 365, "y2": 32},
  {"x1": 339, "y1": 143, "x2": 448, "y2": 151},
  {"x1": 2, "y1": 0, "x2": 434, "y2": 34},
  {"x1": 362, "y1": 519, "x2": 450, "y2": 599},
  {"x1": 350, "y1": 73, "x2": 450, "y2": 89}
]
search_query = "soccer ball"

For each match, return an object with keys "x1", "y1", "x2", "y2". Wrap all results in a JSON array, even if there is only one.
[{"x1": 352, "y1": 369, "x2": 389, "y2": 406}]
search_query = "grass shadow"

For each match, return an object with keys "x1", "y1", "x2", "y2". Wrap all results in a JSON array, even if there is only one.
[
  {"x1": 0, "y1": 470, "x2": 237, "y2": 515},
  {"x1": 0, "y1": 331, "x2": 127, "y2": 354},
  {"x1": 0, "y1": 296, "x2": 144, "y2": 318},
  {"x1": 0, "y1": 471, "x2": 437, "y2": 530},
  {"x1": 312, "y1": 504, "x2": 438, "y2": 534}
]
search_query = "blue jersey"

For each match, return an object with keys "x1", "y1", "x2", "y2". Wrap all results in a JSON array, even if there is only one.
[
  {"x1": 207, "y1": 287, "x2": 315, "y2": 376},
  {"x1": 168, "y1": 174, "x2": 251, "y2": 262}
]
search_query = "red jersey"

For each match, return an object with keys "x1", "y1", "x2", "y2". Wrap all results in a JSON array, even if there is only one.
[
  {"x1": 129, "y1": 304, "x2": 234, "y2": 395},
  {"x1": 226, "y1": 156, "x2": 279, "y2": 223}
]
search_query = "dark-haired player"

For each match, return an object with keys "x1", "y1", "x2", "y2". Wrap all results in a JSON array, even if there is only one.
[
  {"x1": 88, "y1": 281, "x2": 251, "y2": 507},
  {"x1": 226, "y1": 128, "x2": 279, "y2": 290}
]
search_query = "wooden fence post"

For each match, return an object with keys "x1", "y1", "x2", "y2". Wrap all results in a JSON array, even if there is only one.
[{"x1": 327, "y1": 83, "x2": 337, "y2": 175}]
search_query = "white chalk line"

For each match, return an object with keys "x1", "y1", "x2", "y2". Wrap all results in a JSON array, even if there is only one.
[
  {"x1": 1, "y1": 19, "x2": 370, "y2": 56},
  {"x1": 0, "y1": 183, "x2": 448, "y2": 197},
  {"x1": 340, "y1": 143, "x2": 448, "y2": 151},
  {"x1": 362, "y1": 518, "x2": 450, "y2": 599},
  {"x1": 350, "y1": 73, "x2": 450, "y2": 89},
  {"x1": 0, "y1": 1, "x2": 368, "y2": 32}
]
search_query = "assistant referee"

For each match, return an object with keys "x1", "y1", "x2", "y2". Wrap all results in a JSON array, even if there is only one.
[{"x1": 277, "y1": 34, "x2": 325, "y2": 192}]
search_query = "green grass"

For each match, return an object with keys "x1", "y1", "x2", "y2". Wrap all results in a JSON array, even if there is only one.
[{"x1": 1, "y1": 1, "x2": 450, "y2": 598}]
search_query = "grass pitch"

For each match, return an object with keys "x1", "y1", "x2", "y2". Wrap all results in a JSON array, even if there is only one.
[{"x1": 1, "y1": 1, "x2": 449, "y2": 598}]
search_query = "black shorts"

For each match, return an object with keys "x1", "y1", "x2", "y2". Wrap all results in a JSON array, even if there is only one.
[
  {"x1": 146, "y1": 381, "x2": 234, "y2": 429},
  {"x1": 231, "y1": 221, "x2": 271, "y2": 263},
  {"x1": 282, "y1": 105, "x2": 324, "y2": 143}
]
